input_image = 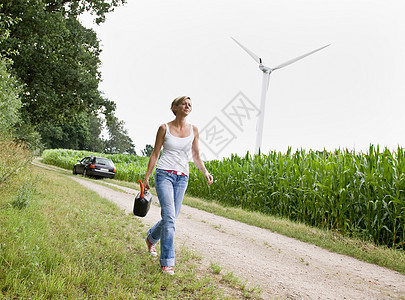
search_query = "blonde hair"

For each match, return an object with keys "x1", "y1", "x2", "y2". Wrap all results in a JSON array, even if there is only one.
[{"x1": 171, "y1": 96, "x2": 191, "y2": 115}]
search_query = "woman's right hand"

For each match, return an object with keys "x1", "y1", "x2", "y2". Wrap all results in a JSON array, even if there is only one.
[{"x1": 143, "y1": 178, "x2": 151, "y2": 191}]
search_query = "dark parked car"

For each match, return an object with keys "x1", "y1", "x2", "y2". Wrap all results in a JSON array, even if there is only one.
[{"x1": 73, "y1": 156, "x2": 116, "y2": 179}]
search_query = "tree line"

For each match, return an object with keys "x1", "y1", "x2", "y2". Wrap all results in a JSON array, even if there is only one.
[{"x1": 0, "y1": 0, "x2": 147, "y2": 155}]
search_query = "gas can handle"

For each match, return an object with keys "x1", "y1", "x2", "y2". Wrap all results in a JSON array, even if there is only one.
[{"x1": 138, "y1": 179, "x2": 144, "y2": 198}]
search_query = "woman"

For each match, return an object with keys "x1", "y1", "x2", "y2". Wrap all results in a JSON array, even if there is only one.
[{"x1": 143, "y1": 96, "x2": 213, "y2": 275}]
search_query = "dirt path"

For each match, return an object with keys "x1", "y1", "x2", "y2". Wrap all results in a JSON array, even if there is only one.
[
  {"x1": 33, "y1": 161, "x2": 405, "y2": 299},
  {"x1": 66, "y1": 176, "x2": 404, "y2": 300}
]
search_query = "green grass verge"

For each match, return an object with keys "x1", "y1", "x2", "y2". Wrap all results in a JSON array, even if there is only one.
[{"x1": 0, "y1": 165, "x2": 260, "y2": 299}]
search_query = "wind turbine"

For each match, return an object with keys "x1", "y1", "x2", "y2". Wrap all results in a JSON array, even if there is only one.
[{"x1": 231, "y1": 37, "x2": 330, "y2": 155}]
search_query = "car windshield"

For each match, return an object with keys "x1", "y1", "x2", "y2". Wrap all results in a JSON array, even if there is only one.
[{"x1": 95, "y1": 158, "x2": 114, "y2": 166}]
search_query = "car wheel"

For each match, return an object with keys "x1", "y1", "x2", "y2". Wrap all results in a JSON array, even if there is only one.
[
  {"x1": 73, "y1": 167, "x2": 77, "y2": 175},
  {"x1": 83, "y1": 168, "x2": 87, "y2": 177}
]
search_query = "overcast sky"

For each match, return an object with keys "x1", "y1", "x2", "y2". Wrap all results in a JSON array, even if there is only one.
[{"x1": 81, "y1": 0, "x2": 405, "y2": 160}]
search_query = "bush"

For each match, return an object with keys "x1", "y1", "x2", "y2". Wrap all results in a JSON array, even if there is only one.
[
  {"x1": 0, "y1": 56, "x2": 22, "y2": 135},
  {"x1": 0, "y1": 136, "x2": 32, "y2": 185}
]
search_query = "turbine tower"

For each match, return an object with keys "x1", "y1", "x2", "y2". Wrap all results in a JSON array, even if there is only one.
[{"x1": 231, "y1": 37, "x2": 330, "y2": 155}]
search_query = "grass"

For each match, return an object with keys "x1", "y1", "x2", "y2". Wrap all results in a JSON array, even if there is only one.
[
  {"x1": 0, "y1": 165, "x2": 260, "y2": 299},
  {"x1": 0, "y1": 137, "x2": 32, "y2": 184}
]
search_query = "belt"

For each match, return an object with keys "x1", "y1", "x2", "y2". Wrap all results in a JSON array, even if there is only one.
[{"x1": 162, "y1": 169, "x2": 187, "y2": 176}]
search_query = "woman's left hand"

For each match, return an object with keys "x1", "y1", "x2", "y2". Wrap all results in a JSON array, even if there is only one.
[{"x1": 205, "y1": 172, "x2": 213, "y2": 185}]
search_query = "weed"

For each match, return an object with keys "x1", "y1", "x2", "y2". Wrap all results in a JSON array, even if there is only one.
[
  {"x1": 210, "y1": 262, "x2": 222, "y2": 274},
  {"x1": 9, "y1": 177, "x2": 37, "y2": 209}
]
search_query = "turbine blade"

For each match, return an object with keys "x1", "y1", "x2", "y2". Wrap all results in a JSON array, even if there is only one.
[
  {"x1": 272, "y1": 44, "x2": 330, "y2": 70},
  {"x1": 231, "y1": 37, "x2": 262, "y2": 64}
]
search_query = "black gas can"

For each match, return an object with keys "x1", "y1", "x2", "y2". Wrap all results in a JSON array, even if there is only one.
[{"x1": 133, "y1": 179, "x2": 153, "y2": 217}]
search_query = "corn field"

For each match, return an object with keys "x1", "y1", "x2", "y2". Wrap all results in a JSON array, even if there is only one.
[
  {"x1": 42, "y1": 146, "x2": 405, "y2": 249},
  {"x1": 188, "y1": 146, "x2": 405, "y2": 249}
]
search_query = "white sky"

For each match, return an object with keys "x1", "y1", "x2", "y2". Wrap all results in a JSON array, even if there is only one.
[{"x1": 81, "y1": 0, "x2": 405, "y2": 160}]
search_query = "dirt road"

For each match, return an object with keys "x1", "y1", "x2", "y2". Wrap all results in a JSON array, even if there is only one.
[{"x1": 67, "y1": 176, "x2": 405, "y2": 300}]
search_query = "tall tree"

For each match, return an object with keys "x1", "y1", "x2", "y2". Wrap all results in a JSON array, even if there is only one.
[
  {"x1": 87, "y1": 114, "x2": 106, "y2": 153},
  {"x1": 142, "y1": 144, "x2": 153, "y2": 157},
  {"x1": 0, "y1": 57, "x2": 22, "y2": 135},
  {"x1": 38, "y1": 113, "x2": 107, "y2": 151},
  {"x1": 1, "y1": 1, "x2": 118, "y2": 126},
  {"x1": 0, "y1": 4, "x2": 22, "y2": 136},
  {"x1": 0, "y1": 0, "x2": 135, "y2": 152},
  {"x1": 104, "y1": 114, "x2": 136, "y2": 155},
  {"x1": 43, "y1": 0, "x2": 127, "y2": 24}
]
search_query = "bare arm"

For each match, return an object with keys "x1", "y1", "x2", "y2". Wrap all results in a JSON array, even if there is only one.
[
  {"x1": 143, "y1": 124, "x2": 166, "y2": 190},
  {"x1": 192, "y1": 125, "x2": 213, "y2": 185}
]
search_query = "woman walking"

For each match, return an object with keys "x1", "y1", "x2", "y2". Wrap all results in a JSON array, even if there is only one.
[{"x1": 143, "y1": 96, "x2": 213, "y2": 275}]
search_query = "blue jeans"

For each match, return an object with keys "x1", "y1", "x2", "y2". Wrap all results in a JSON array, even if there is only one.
[{"x1": 147, "y1": 169, "x2": 189, "y2": 267}]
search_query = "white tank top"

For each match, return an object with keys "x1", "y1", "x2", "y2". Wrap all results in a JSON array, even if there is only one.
[{"x1": 156, "y1": 123, "x2": 194, "y2": 176}]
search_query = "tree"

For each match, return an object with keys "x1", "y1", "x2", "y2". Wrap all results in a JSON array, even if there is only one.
[
  {"x1": 0, "y1": 1, "x2": 131, "y2": 151},
  {"x1": 45, "y1": 0, "x2": 127, "y2": 25},
  {"x1": 0, "y1": 4, "x2": 22, "y2": 136},
  {"x1": 104, "y1": 114, "x2": 136, "y2": 155},
  {"x1": 1, "y1": 1, "x2": 117, "y2": 126},
  {"x1": 0, "y1": 56, "x2": 41, "y2": 151},
  {"x1": 38, "y1": 113, "x2": 107, "y2": 152},
  {"x1": 87, "y1": 114, "x2": 106, "y2": 153},
  {"x1": 0, "y1": 57, "x2": 22, "y2": 135},
  {"x1": 142, "y1": 144, "x2": 153, "y2": 157}
]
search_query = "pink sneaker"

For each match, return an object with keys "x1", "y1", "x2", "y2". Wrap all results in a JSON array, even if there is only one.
[
  {"x1": 145, "y1": 237, "x2": 157, "y2": 256},
  {"x1": 161, "y1": 266, "x2": 174, "y2": 275}
]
